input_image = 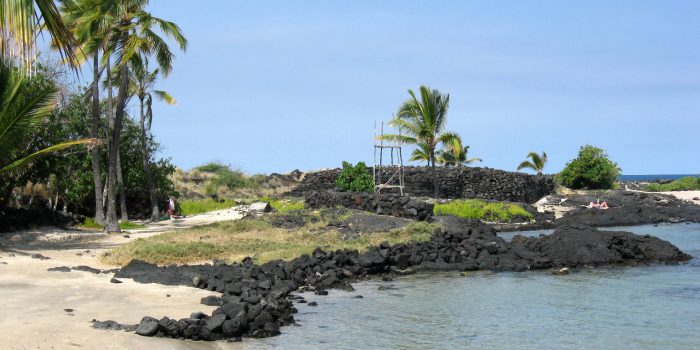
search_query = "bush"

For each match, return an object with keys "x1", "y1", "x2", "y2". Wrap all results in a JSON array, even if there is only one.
[
  {"x1": 335, "y1": 161, "x2": 374, "y2": 192},
  {"x1": 433, "y1": 199, "x2": 533, "y2": 222},
  {"x1": 196, "y1": 162, "x2": 230, "y2": 173},
  {"x1": 556, "y1": 145, "x2": 620, "y2": 190},
  {"x1": 645, "y1": 177, "x2": 700, "y2": 192}
]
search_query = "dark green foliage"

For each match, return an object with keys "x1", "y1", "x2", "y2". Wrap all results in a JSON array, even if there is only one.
[
  {"x1": 2, "y1": 82, "x2": 176, "y2": 217},
  {"x1": 336, "y1": 161, "x2": 374, "y2": 192},
  {"x1": 557, "y1": 145, "x2": 621, "y2": 190}
]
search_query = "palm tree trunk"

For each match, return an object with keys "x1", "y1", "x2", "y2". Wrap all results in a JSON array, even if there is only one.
[
  {"x1": 106, "y1": 63, "x2": 129, "y2": 221},
  {"x1": 431, "y1": 152, "x2": 439, "y2": 199},
  {"x1": 90, "y1": 52, "x2": 106, "y2": 225},
  {"x1": 104, "y1": 33, "x2": 129, "y2": 233},
  {"x1": 139, "y1": 97, "x2": 160, "y2": 221},
  {"x1": 117, "y1": 153, "x2": 128, "y2": 220}
]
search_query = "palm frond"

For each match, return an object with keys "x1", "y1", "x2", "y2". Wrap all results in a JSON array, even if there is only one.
[
  {"x1": 1, "y1": 0, "x2": 78, "y2": 71},
  {"x1": 153, "y1": 89, "x2": 175, "y2": 104},
  {"x1": 0, "y1": 138, "x2": 96, "y2": 177},
  {"x1": 378, "y1": 133, "x2": 417, "y2": 145}
]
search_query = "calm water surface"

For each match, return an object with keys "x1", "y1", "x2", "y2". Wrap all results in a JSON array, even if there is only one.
[{"x1": 233, "y1": 224, "x2": 700, "y2": 350}]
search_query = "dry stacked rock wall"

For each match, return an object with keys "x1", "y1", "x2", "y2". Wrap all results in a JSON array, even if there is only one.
[
  {"x1": 304, "y1": 191, "x2": 434, "y2": 221},
  {"x1": 290, "y1": 167, "x2": 554, "y2": 204}
]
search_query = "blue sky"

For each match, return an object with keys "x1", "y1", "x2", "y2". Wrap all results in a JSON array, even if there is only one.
[{"x1": 136, "y1": 0, "x2": 699, "y2": 175}]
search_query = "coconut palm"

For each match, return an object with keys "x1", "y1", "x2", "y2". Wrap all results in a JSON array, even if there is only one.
[
  {"x1": 0, "y1": 62, "x2": 93, "y2": 179},
  {"x1": 0, "y1": 0, "x2": 77, "y2": 69},
  {"x1": 437, "y1": 137, "x2": 482, "y2": 167},
  {"x1": 61, "y1": 0, "x2": 115, "y2": 224},
  {"x1": 100, "y1": 0, "x2": 187, "y2": 232},
  {"x1": 517, "y1": 151, "x2": 548, "y2": 175},
  {"x1": 381, "y1": 85, "x2": 458, "y2": 197},
  {"x1": 129, "y1": 56, "x2": 176, "y2": 221}
]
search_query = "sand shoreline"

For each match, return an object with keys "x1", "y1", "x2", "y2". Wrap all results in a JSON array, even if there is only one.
[{"x1": 0, "y1": 206, "x2": 245, "y2": 350}]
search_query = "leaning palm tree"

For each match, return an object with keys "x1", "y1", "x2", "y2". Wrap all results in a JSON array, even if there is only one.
[
  {"x1": 100, "y1": 0, "x2": 187, "y2": 232},
  {"x1": 517, "y1": 151, "x2": 548, "y2": 175},
  {"x1": 129, "y1": 56, "x2": 176, "y2": 221},
  {"x1": 0, "y1": 62, "x2": 93, "y2": 179},
  {"x1": 381, "y1": 85, "x2": 458, "y2": 197},
  {"x1": 437, "y1": 137, "x2": 482, "y2": 167},
  {"x1": 1, "y1": 0, "x2": 77, "y2": 70}
]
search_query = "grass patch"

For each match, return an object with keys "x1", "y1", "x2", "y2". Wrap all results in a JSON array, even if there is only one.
[
  {"x1": 644, "y1": 177, "x2": 700, "y2": 192},
  {"x1": 434, "y1": 199, "x2": 533, "y2": 222},
  {"x1": 259, "y1": 197, "x2": 305, "y2": 213},
  {"x1": 179, "y1": 198, "x2": 238, "y2": 216},
  {"x1": 195, "y1": 162, "x2": 231, "y2": 173},
  {"x1": 101, "y1": 214, "x2": 436, "y2": 266},
  {"x1": 81, "y1": 217, "x2": 146, "y2": 230}
]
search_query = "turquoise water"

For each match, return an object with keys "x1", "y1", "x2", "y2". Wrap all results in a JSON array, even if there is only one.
[{"x1": 239, "y1": 224, "x2": 700, "y2": 350}]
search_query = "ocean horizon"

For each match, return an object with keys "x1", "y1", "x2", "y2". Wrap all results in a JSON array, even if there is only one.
[{"x1": 619, "y1": 174, "x2": 698, "y2": 181}]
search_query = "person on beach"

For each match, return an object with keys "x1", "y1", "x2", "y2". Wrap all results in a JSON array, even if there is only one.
[
  {"x1": 167, "y1": 196, "x2": 181, "y2": 218},
  {"x1": 588, "y1": 199, "x2": 609, "y2": 209}
]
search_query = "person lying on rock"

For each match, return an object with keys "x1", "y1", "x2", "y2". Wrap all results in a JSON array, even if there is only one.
[{"x1": 588, "y1": 199, "x2": 609, "y2": 210}]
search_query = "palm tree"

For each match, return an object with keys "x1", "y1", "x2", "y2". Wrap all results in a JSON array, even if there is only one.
[
  {"x1": 101, "y1": 0, "x2": 187, "y2": 232},
  {"x1": 0, "y1": 62, "x2": 93, "y2": 180},
  {"x1": 0, "y1": 0, "x2": 77, "y2": 70},
  {"x1": 437, "y1": 137, "x2": 482, "y2": 167},
  {"x1": 517, "y1": 151, "x2": 548, "y2": 175},
  {"x1": 61, "y1": 0, "x2": 114, "y2": 224},
  {"x1": 130, "y1": 56, "x2": 176, "y2": 221},
  {"x1": 381, "y1": 85, "x2": 458, "y2": 198}
]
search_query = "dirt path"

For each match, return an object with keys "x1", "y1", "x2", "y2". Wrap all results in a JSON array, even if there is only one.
[{"x1": 0, "y1": 206, "x2": 248, "y2": 349}]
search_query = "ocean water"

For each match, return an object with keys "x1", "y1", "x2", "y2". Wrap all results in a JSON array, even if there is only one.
[
  {"x1": 236, "y1": 223, "x2": 700, "y2": 350},
  {"x1": 619, "y1": 174, "x2": 697, "y2": 181}
]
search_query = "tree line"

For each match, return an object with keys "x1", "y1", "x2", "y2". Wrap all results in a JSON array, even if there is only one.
[{"x1": 1, "y1": 0, "x2": 186, "y2": 232}]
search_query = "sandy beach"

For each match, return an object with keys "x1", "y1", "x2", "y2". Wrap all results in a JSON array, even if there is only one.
[{"x1": 0, "y1": 207, "x2": 245, "y2": 350}]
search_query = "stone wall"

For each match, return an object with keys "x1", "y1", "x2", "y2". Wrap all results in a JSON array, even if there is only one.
[
  {"x1": 305, "y1": 190, "x2": 434, "y2": 221},
  {"x1": 290, "y1": 166, "x2": 554, "y2": 204}
]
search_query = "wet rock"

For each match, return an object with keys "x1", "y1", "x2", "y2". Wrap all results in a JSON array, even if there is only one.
[
  {"x1": 110, "y1": 278, "x2": 123, "y2": 284},
  {"x1": 31, "y1": 254, "x2": 50, "y2": 260},
  {"x1": 307, "y1": 301, "x2": 318, "y2": 306}
]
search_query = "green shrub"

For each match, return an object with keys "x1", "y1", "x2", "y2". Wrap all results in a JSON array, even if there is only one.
[
  {"x1": 195, "y1": 162, "x2": 230, "y2": 173},
  {"x1": 336, "y1": 161, "x2": 374, "y2": 192},
  {"x1": 645, "y1": 177, "x2": 700, "y2": 192},
  {"x1": 433, "y1": 199, "x2": 533, "y2": 222},
  {"x1": 179, "y1": 198, "x2": 238, "y2": 216},
  {"x1": 556, "y1": 145, "x2": 621, "y2": 189}
]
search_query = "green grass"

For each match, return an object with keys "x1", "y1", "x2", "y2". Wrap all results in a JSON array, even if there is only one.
[
  {"x1": 102, "y1": 214, "x2": 436, "y2": 266},
  {"x1": 81, "y1": 217, "x2": 146, "y2": 230},
  {"x1": 644, "y1": 177, "x2": 700, "y2": 192},
  {"x1": 179, "y1": 198, "x2": 238, "y2": 216},
  {"x1": 434, "y1": 199, "x2": 533, "y2": 222},
  {"x1": 259, "y1": 197, "x2": 305, "y2": 213}
]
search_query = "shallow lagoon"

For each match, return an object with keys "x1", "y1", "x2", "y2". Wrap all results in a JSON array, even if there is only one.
[{"x1": 237, "y1": 223, "x2": 700, "y2": 350}]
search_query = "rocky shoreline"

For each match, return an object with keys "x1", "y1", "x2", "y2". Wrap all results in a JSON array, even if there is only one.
[{"x1": 107, "y1": 218, "x2": 691, "y2": 342}]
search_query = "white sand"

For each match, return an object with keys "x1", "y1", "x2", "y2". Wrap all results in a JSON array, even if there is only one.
[
  {"x1": 0, "y1": 207, "x2": 247, "y2": 350},
  {"x1": 658, "y1": 190, "x2": 700, "y2": 205}
]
